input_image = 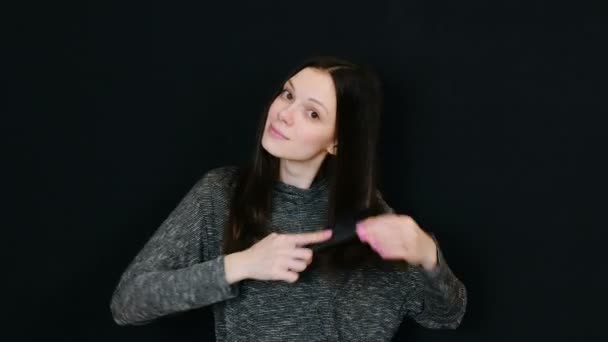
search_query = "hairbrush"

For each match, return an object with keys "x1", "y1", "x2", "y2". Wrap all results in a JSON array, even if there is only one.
[{"x1": 310, "y1": 208, "x2": 376, "y2": 252}]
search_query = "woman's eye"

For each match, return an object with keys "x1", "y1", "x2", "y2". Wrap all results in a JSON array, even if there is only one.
[
  {"x1": 309, "y1": 111, "x2": 319, "y2": 119},
  {"x1": 281, "y1": 89, "x2": 292, "y2": 100}
]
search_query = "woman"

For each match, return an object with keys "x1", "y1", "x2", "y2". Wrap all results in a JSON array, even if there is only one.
[{"x1": 110, "y1": 55, "x2": 467, "y2": 341}]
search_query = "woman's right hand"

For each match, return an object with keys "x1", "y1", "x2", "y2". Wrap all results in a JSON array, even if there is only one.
[{"x1": 241, "y1": 229, "x2": 333, "y2": 283}]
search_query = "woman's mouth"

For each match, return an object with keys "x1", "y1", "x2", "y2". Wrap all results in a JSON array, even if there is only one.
[{"x1": 269, "y1": 124, "x2": 288, "y2": 140}]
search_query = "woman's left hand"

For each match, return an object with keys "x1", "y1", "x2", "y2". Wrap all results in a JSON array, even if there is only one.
[{"x1": 356, "y1": 214, "x2": 438, "y2": 271}]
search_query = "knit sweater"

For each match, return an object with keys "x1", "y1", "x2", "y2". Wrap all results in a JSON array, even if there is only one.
[{"x1": 110, "y1": 165, "x2": 467, "y2": 341}]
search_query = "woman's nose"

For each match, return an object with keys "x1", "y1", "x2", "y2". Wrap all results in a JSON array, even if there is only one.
[{"x1": 277, "y1": 105, "x2": 295, "y2": 124}]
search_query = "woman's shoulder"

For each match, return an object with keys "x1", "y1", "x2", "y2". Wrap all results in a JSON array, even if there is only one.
[
  {"x1": 195, "y1": 165, "x2": 241, "y2": 194},
  {"x1": 202, "y1": 165, "x2": 240, "y2": 182}
]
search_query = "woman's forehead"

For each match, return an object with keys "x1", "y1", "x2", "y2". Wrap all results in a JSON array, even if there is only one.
[{"x1": 288, "y1": 68, "x2": 336, "y2": 113}]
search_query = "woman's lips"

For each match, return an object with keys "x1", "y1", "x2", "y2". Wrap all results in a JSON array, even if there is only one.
[{"x1": 269, "y1": 124, "x2": 288, "y2": 140}]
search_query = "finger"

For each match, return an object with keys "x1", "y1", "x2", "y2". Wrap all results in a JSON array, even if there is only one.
[
  {"x1": 290, "y1": 229, "x2": 333, "y2": 246},
  {"x1": 375, "y1": 247, "x2": 407, "y2": 260},
  {"x1": 356, "y1": 217, "x2": 384, "y2": 243},
  {"x1": 358, "y1": 214, "x2": 394, "y2": 230},
  {"x1": 285, "y1": 259, "x2": 308, "y2": 272},
  {"x1": 282, "y1": 270, "x2": 299, "y2": 283},
  {"x1": 290, "y1": 247, "x2": 313, "y2": 263},
  {"x1": 357, "y1": 215, "x2": 400, "y2": 241}
]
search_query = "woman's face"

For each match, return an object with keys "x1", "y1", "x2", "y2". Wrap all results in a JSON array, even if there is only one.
[{"x1": 262, "y1": 67, "x2": 337, "y2": 162}]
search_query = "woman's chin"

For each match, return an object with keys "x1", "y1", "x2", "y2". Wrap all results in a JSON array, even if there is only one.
[{"x1": 261, "y1": 139, "x2": 283, "y2": 158}]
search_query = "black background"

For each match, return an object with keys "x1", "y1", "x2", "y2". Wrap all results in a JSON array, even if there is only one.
[{"x1": 6, "y1": 0, "x2": 607, "y2": 341}]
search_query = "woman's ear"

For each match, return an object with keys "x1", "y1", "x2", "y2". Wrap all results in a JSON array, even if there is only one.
[{"x1": 326, "y1": 143, "x2": 338, "y2": 155}]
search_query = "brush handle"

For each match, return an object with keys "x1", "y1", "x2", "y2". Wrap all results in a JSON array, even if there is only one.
[{"x1": 310, "y1": 208, "x2": 376, "y2": 252}]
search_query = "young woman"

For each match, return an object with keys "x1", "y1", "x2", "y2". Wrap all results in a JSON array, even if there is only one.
[{"x1": 110, "y1": 56, "x2": 467, "y2": 341}]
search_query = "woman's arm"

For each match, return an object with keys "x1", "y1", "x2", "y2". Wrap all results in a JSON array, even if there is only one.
[
  {"x1": 109, "y1": 167, "x2": 240, "y2": 326},
  {"x1": 374, "y1": 189, "x2": 467, "y2": 329},
  {"x1": 401, "y1": 235, "x2": 467, "y2": 329}
]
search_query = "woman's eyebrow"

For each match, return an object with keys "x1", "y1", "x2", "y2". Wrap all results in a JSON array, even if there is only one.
[{"x1": 287, "y1": 79, "x2": 328, "y2": 114}]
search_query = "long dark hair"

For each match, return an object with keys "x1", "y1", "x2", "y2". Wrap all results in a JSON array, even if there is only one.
[{"x1": 223, "y1": 55, "x2": 400, "y2": 276}]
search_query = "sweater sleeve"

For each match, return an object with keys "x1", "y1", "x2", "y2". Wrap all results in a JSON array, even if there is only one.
[
  {"x1": 400, "y1": 233, "x2": 467, "y2": 329},
  {"x1": 109, "y1": 168, "x2": 240, "y2": 326}
]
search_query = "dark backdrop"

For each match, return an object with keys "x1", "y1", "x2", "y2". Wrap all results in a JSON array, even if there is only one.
[{"x1": 6, "y1": 0, "x2": 607, "y2": 341}]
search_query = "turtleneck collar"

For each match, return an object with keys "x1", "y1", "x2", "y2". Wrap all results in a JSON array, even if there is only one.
[{"x1": 273, "y1": 173, "x2": 328, "y2": 201}]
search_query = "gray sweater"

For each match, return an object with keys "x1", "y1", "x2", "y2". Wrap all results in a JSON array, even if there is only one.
[{"x1": 110, "y1": 165, "x2": 467, "y2": 341}]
